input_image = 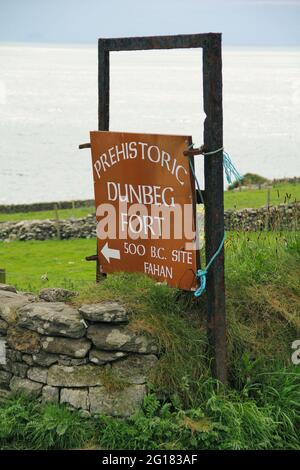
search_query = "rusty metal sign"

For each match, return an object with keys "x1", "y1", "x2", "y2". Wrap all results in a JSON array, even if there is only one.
[{"x1": 90, "y1": 130, "x2": 199, "y2": 290}]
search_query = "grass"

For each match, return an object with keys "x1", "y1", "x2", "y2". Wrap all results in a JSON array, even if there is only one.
[
  {"x1": 0, "y1": 182, "x2": 299, "y2": 223},
  {"x1": 0, "y1": 238, "x2": 95, "y2": 292},
  {"x1": 1, "y1": 369, "x2": 300, "y2": 450},
  {"x1": 0, "y1": 231, "x2": 299, "y2": 449},
  {"x1": 0, "y1": 395, "x2": 94, "y2": 450}
]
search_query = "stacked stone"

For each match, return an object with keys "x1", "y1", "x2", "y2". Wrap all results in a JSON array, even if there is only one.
[
  {"x1": 1, "y1": 202, "x2": 299, "y2": 242},
  {"x1": 224, "y1": 203, "x2": 300, "y2": 231},
  {"x1": 0, "y1": 215, "x2": 96, "y2": 242},
  {"x1": 0, "y1": 286, "x2": 158, "y2": 417}
]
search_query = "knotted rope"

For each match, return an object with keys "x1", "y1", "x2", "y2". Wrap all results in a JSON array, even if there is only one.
[{"x1": 186, "y1": 143, "x2": 241, "y2": 296}]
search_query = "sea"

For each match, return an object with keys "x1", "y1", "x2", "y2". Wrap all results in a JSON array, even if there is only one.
[{"x1": 0, "y1": 43, "x2": 299, "y2": 204}]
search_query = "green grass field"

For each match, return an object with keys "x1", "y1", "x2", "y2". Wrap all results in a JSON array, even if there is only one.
[
  {"x1": 1, "y1": 231, "x2": 299, "y2": 293},
  {"x1": 0, "y1": 238, "x2": 96, "y2": 291},
  {"x1": 0, "y1": 182, "x2": 299, "y2": 222}
]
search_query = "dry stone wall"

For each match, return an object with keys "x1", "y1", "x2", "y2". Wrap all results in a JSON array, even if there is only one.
[
  {"x1": 0, "y1": 215, "x2": 96, "y2": 241},
  {"x1": 0, "y1": 203, "x2": 299, "y2": 242},
  {"x1": 224, "y1": 203, "x2": 299, "y2": 231},
  {"x1": 0, "y1": 286, "x2": 158, "y2": 417}
]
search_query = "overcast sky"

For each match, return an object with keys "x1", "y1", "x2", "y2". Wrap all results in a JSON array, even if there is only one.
[{"x1": 0, "y1": 0, "x2": 300, "y2": 46}]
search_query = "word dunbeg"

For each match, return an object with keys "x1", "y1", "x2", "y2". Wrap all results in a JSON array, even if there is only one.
[{"x1": 90, "y1": 131, "x2": 199, "y2": 290}]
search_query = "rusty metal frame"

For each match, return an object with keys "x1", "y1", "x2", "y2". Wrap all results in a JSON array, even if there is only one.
[{"x1": 98, "y1": 33, "x2": 227, "y2": 383}]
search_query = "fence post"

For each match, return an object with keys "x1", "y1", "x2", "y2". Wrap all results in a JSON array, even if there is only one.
[
  {"x1": 0, "y1": 268, "x2": 6, "y2": 284},
  {"x1": 54, "y1": 204, "x2": 61, "y2": 240},
  {"x1": 266, "y1": 188, "x2": 271, "y2": 208},
  {"x1": 264, "y1": 189, "x2": 271, "y2": 230},
  {"x1": 203, "y1": 35, "x2": 227, "y2": 384},
  {"x1": 72, "y1": 200, "x2": 75, "y2": 218}
]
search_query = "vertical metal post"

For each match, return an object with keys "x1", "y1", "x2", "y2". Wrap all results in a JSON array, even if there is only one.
[
  {"x1": 97, "y1": 41, "x2": 110, "y2": 282},
  {"x1": 203, "y1": 35, "x2": 227, "y2": 383},
  {"x1": 98, "y1": 41, "x2": 110, "y2": 131}
]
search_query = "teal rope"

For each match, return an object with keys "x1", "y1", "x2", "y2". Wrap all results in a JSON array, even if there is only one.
[
  {"x1": 187, "y1": 143, "x2": 229, "y2": 297},
  {"x1": 222, "y1": 150, "x2": 243, "y2": 185},
  {"x1": 194, "y1": 234, "x2": 225, "y2": 297},
  {"x1": 188, "y1": 144, "x2": 242, "y2": 187},
  {"x1": 202, "y1": 146, "x2": 242, "y2": 185}
]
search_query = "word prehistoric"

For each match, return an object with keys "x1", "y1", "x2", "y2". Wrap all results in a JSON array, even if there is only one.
[{"x1": 93, "y1": 141, "x2": 188, "y2": 185}]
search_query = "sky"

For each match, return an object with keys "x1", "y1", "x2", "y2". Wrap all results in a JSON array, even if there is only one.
[{"x1": 0, "y1": 0, "x2": 300, "y2": 46}]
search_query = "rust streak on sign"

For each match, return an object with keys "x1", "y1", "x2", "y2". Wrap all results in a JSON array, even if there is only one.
[{"x1": 90, "y1": 131, "x2": 199, "y2": 291}]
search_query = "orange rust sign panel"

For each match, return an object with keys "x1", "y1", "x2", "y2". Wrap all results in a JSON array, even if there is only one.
[{"x1": 90, "y1": 131, "x2": 199, "y2": 290}]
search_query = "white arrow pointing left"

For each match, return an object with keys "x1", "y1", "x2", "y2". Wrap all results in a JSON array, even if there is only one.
[{"x1": 101, "y1": 242, "x2": 121, "y2": 263}]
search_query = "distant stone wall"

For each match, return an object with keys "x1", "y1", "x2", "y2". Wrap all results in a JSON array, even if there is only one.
[
  {"x1": 272, "y1": 177, "x2": 300, "y2": 185},
  {"x1": 0, "y1": 203, "x2": 299, "y2": 242},
  {"x1": 0, "y1": 285, "x2": 158, "y2": 417},
  {"x1": 225, "y1": 203, "x2": 299, "y2": 231},
  {"x1": 0, "y1": 200, "x2": 94, "y2": 214},
  {"x1": 0, "y1": 215, "x2": 96, "y2": 241}
]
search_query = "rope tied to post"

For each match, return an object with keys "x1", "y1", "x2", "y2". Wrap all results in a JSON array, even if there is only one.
[
  {"x1": 185, "y1": 144, "x2": 243, "y2": 186},
  {"x1": 185, "y1": 142, "x2": 241, "y2": 297},
  {"x1": 194, "y1": 234, "x2": 225, "y2": 297}
]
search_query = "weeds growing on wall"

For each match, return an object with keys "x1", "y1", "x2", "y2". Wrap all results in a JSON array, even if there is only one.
[{"x1": 0, "y1": 370, "x2": 299, "y2": 451}]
